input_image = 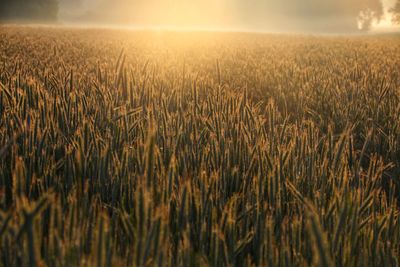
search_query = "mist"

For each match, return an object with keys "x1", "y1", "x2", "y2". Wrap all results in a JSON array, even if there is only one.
[
  {"x1": 1, "y1": 0, "x2": 398, "y2": 33},
  {"x1": 0, "y1": 0, "x2": 58, "y2": 22}
]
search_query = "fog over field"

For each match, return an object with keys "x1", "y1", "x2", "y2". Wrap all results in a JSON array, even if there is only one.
[
  {"x1": 1, "y1": 0, "x2": 400, "y2": 32},
  {"x1": 58, "y1": 0, "x2": 399, "y2": 32}
]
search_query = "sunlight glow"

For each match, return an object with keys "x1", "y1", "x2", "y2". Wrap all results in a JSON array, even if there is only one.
[{"x1": 56, "y1": 0, "x2": 400, "y2": 33}]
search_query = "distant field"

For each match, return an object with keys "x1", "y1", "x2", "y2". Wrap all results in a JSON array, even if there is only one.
[{"x1": 0, "y1": 26, "x2": 399, "y2": 266}]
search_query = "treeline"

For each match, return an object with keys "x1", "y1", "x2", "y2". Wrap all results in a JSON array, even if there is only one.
[
  {"x1": 0, "y1": 0, "x2": 58, "y2": 22},
  {"x1": 391, "y1": 0, "x2": 400, "y2": 24}
]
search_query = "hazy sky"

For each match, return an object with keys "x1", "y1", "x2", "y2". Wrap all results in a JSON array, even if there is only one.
[{"x1": 57, "y1": 0, "x2": 400, "y2": 32}]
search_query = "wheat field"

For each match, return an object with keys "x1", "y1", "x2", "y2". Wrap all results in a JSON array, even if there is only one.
[{"x1": 0, "y1": 26, "x2": 400, "y2": 266}]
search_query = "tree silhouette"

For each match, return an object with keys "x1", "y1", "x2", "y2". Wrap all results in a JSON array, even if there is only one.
[
  {"x1": 0, "y1": 0, "x2": 58, "y2": 22},
  {"x1": 390, "y1": 0, "x2": 400, "y2": 24}
]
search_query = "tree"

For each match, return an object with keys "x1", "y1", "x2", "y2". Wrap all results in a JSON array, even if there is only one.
[
  {"x1": 0, "y1": 0, "x2": 58, "y2": 22},
  {"x1": 390, "y1": 0, "x2": 400, "y2": 24}
]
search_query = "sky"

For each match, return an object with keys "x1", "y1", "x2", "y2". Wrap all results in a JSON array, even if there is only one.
[{"x1": 10, "y1": 0, "x2": 400, "y2": 32}]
